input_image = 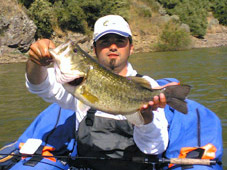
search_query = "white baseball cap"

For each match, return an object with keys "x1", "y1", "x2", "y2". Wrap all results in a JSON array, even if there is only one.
[{"x1": 93, "y1": 15, "x2": 132, "y2": 42}]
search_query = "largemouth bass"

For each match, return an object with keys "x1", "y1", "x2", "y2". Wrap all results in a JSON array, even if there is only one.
[{"x1": 49, "y1": 41, "x2": 191, "y2": 125}]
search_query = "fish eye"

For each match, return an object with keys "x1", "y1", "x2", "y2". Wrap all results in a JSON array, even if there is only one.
[{"x1": 73, "y1": 48, "x2": 77, "y2": 53}]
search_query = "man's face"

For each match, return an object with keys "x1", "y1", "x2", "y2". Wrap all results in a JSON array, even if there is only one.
[{"x1": 94, "y1": 34, "x2": 133, "y2": 73}]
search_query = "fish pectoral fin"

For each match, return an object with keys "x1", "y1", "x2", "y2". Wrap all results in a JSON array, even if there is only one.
[
  {"x1": 124, "y1": 111, "x2": 145, "y2": 126},
  {"x1": 82, "y1": 89, "x2": 99, "y2": 104},
  {"x1": 127, "y1": 76, "x2": 152, "y2": 89}
]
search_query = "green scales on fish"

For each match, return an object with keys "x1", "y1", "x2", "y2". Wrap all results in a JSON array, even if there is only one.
[{"x1": 49, "y1": 40, "x2": 191, "y2": 125}]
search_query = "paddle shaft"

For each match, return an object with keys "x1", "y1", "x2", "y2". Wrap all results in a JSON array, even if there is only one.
[{"x1": 0, "y1": 153, "x2": 219, "y2": 165}]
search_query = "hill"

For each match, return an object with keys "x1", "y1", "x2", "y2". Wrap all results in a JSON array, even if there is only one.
[{"x1": 0, "y1": 0, "x2": 226, "y2": 63}]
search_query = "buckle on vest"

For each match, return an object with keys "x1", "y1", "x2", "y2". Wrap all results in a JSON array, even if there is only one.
[{"x1": 85, "y1": 108, "x2": 96, "y2": 126}]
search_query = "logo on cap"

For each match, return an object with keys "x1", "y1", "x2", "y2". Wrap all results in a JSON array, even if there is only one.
[{"x1": 103, "y1": 20, "x2": 109, "y2": 26}]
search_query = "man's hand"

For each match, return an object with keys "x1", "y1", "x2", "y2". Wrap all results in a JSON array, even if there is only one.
[
  {"x1": 29, "y1": 39, "x2": 55, "y2": 66},
  {"x1": 26, "y1": 39, "x2": 56, "y2": 85},
  {"x1": 140, "y1": 82, "x2": 179, "y2": 124}
]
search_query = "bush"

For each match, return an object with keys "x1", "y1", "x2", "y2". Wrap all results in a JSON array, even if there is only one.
[
  {"x1": 18, "y1": 0, "x2": 35, "y2": 8},
  {"x1": 76, "y1": 0, "x2": 104, "y2": 29},
  {"x1": 211, "y1": 0, "x2": 227, "y2": 25},
  {"x1": 155, "y1": 21, "x2": 192, "y2": 51},
  {"x1": 28, "y1": 0, "x2": 53, "y2": 38},
  {"x1": 175, "y1": 1, "x2": 208, "y2": 38},
  {"x1": 141, "y1": 0, "x2": 161, "y2": 12},
  {"x1": 137, "y1": 4, "x2": 152, "y2": 17},
  {"x1": 25, "y1": 0, "x2": 130, "y2": 38},
  {"x1": 77, "y1": 0, "x2": 130, "y2": 30},
  {"x1": 54, "y1": 0, "x2": 88, "y2": 33},
  {"x1": 18, "y1": 0, "x2": 55, "y2": 8},
  {"x1": 158, "y1": 0, "x2": 208, "y2": 38},
  {"x1": 103, "y1": 0, "x2": 130, "y2": 20},
  {"x1": 157, "y1": 0, "x2": 179, "y2": 10}
]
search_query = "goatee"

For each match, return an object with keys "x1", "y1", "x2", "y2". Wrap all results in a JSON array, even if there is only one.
[{"x1": 109, "y1": 58, "x2": 116, "y2": 70}]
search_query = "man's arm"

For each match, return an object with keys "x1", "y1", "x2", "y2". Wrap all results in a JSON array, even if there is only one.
[
  {"x1": 25, "y1": 39, "x2": 77, "y2": 111},
  {"x1": 133, "y1": 76, "x2": 179, "y2": 154},
  {"x1": 26, "y1": 59, "x2": 48, "y2": 84},
  {"x1": 134, "y1": 107, "x2": 169, "y2": 155}
]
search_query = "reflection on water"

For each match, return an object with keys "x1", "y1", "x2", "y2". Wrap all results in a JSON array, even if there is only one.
[{"x1": 0, "y1": 46, "x2": 226, "y2": 166}]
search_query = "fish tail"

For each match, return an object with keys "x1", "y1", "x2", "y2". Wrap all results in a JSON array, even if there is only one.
[{"x1": 164, "y1": 85, "x2": 191, "y2": 114}]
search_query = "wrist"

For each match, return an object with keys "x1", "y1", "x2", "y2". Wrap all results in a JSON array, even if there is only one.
[
  {"x1": 140, "y1": 109, "x2": 154, "y2": 125},
  {"x1": 26, "y1": 59, "x2": 48, "y2": 85}
]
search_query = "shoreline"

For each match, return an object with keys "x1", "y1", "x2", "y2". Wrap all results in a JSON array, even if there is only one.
[
  {"x1": 1, "y1": 45, "x2": 226, "y2": 64},
  {"x1": 0, "y1": 31, "x2": 227, "y2": 64}
]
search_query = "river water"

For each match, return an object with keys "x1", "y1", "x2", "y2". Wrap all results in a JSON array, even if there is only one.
[{"x1": 0, "y1": 46, "x2": 226, "y2": 166}]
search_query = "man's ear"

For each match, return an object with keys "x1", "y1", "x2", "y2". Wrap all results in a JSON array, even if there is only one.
[
  {"x1": 129, "y1": 44, "x2": 134, "y2": 55},
  {"x1": 93, "y1": 46, "x2": 97, "y2": 56}
]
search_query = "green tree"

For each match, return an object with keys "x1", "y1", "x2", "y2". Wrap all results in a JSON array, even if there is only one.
[
  {"x1": 158, "y1": 0, "x2": 179, "y2": 9},
  {"x1": 18, "y1": 0, "x2": 35, "y2": 8},
  {"x1": 21, "y1": 0, "x2": 130, "y2": 38},
  {"x1": 78, "y1": 0, "x2": 130, "y2": 29},
  {"x1": 77, "y1": 0, "x2": 103, "y2": 29},
  {"x1": 100, "y1": 0, "x2": 130, "y2": 20},
  {"x1": 155, "y1": 21, "x2": 192, "y2": 51},
  {"x1": 28, "y1": 0, "x2": 53, "y2": 38},
  {"x1": 158, "y1": 0, "x2": 208, "y2": 38},
  {"x1": 54, "y1": 0, "x2": 88, "y2": 33},
  {"x1": 173, "y1": 1, "x2": 208, "y2": 38},
  {"x1": 18, "y1": 0, "x2": 55, "y2": 8},
  {"x1": 210, "y1": 0, "x2": 227, "y2": 25}
]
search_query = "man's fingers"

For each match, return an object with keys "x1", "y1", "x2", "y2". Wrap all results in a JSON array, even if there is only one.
[
  {"x1": 159, "y1": 93, "x2": 166, "y2": 108},
  {"x1": 29, "y1": 49, "x2": 40, "y2": 61},
  {"x1": 153, "y1": 95, "x2": 159, "y2": 106},
  {"x1": 29, "y1": 39, "x2": 55, "y2": 66},
  {"x1": 142, "y1": 104, "x2": 149, "y2": 109},
  {"x1": 38, "y1": 39, "x2": 52, "y2": 58},
  {"x1": 146, "y1": 94, "x2": 166, "y2": 110},
  {"x1": 148, "y1": 101, "x2": 154, "y2": 106},
  {"x1": 48, "y1": 40, "x2": 56, "y2": 49},
  {"x1": 30, "y1": 39, "x2": 54, "y2": 58},
  {"x1": 30, "y1": 43, "x2": 42, "y2": 57},
  {"x1": 29, "y1": 50, "x2": 44, "y2": 65}
]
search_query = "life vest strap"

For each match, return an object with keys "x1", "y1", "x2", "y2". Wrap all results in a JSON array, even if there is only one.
[{"x1": 19, "y1": 143, "x2": 56, "y2": 167}]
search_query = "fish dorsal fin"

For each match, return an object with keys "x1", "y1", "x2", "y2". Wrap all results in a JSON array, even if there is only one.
[{"x1": 127, "y1": 76, "x2": 152, "y2": 89}]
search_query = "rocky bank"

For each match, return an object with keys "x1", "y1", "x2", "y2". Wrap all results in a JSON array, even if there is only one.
[{"x1": 0, "y1": 0, "x2": 227, "y2": 64}]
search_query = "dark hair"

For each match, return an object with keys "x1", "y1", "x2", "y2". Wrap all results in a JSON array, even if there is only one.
[{"x1": 128, "y1": 36, "x2": 133, "y2": 44}]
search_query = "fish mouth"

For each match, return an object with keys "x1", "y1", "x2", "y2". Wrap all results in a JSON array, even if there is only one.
[{"x1": 68, "y1": 77, "x2": 84, "y2": 86}]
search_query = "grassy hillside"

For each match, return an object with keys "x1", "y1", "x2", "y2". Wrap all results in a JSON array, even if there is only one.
[
  {"x1": 16, "y1": 0, "x2": 227, "y2": 51},
  {"x1": 127, "y1": 0, "x2": 192, "y2": 51}
]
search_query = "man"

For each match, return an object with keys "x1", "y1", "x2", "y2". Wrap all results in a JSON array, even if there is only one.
[{"x1": 25, "y1": 15, "x2": 169, "y2": 169}]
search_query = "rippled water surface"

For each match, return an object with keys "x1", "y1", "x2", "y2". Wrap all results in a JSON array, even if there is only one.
[
  {"x1": 130, "y1": 47, "x2": 227, "y2": 119},
  {"x1": 130, "y1": 46, "x2": 227, "y2": 167},
  {"x1": 0, "y1": 46, "x2": 226, "y2": 166}
]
